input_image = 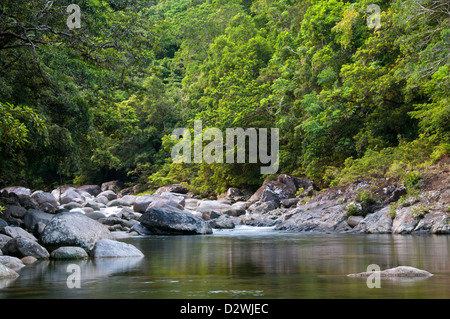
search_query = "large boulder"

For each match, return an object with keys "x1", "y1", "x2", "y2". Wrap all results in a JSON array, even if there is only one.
[
  {"x1": 140, "y1": 201, "x2": 212, "y2": 235},
  {"x1": 50, "y1": 246, "x2": 89, "y2": 260},
  {"x1": 249, "y1": 181, "x2": 295, "y2": 207},
  {"x1": 160, "y1": 192, "x2": 186, "y2": 207},
  {"x1": 1, "y1": 226, "x2": 37, "y2": 241},
  {"x1": 51, "y1": 185, "x2": 77, "y2": 202},
  {"x1": 1, "y1": 237, "x2": 50, "y2": 259},
  {"x1": 77, "y1": 185, "x2": 101, "y2": 197},
  {"x1": 23, "y1": 209, "x2": 54, "y2": 233},
  {"x1": 350, "y1": 207, "x2": 393, "y2": 234},
  {"x1": 60, "y1": 189, "x2": 85, "y2": 205},
  {"x1": 133, "y1": 195, "x2": 183, "y2": 214},
  {"x1": 31, "y1": 191, "x2": 58, "y2": 213},
  {"x1": 392, "y1": 206, "x2": 421, "y2": 234},
  {"x1": 3, "y1": 205, "x2": 27, "y2": 219},
  {"x1": 196, "y1": 200, "x2": 245, "y2": 218},
  {"x1": 414, "y1": 210, "x2": 450, "y2": 234},
  {"x1": 90, "y1": 239, "x2": 144, "y2": 258},
  {"x1": 40, "y1": 212, "x2": 113, "y2": 253}
]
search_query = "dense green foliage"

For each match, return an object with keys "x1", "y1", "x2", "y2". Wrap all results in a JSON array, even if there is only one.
[{"x1": 1, "y1": 0, "x2": 448, "y2": 193}]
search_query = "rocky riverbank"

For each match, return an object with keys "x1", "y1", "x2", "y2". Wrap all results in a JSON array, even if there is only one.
[{"x1": 1, "y1": 161, "x2": 449, "y2": 279}]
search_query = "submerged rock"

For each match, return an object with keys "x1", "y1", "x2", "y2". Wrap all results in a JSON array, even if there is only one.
[
  {"x1": 50, "y1": 246, "x2": 89, "y2": 260},
  {"x1": 91, "y1": 239, "x2": 144, "y2": 258},
  {"x1": 348, "y1": 266, "x2": 433, "y2": 278}
]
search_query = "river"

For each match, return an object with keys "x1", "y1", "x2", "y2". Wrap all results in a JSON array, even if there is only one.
[{"x1": 1, "y1": 226, "x2": 450, "y2": 299}]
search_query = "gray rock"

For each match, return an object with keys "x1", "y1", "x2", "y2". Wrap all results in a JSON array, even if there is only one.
[
  {"x1": 1, "y1": 226, "x2": 37, "y2": 241},
  {"x1": 280, "y1": 198, "x2": 299, "y2": 208},
  {"x1": 209, "y1": 215, "x2": 235, "y2": 229},
  {"x1": 392, "y1": 206, "x2": 421, "y2": 234},
  {"x1": 1, "y1": 237, "x2": 50, "y2": 259},
  {"x1": 1, "y1": 186, "x2": 31, "y2": 197},
  {"x1": 133, "y1": 195, "x2": 182, "y2": 214},
  {"x1": 120, "y1": 195, "x2": 137, "y2": 204},
  {"x1": 51, "y1": 185, "x2": 77, "y2": 202},
  {"x1": 346, "y1": 215, "x2": 364, "y2": 228},
  {"x1": 4, "y1": 205, "x2": 27, "y2": 218},
  {"x1": 196, "y1": 200, "x2": 245, "y2": 217},
  {"x1": 97, "y1": 190, "x2": 117, "y2": 201},
  {"x1": 77, "y1": 185, "x2": 101, "y2": 197},
  {"x1": 50, "y1": 246, "x2": 88, "y2": 259},
  {"x1": 351, "y1": 207, "x2": 393, "y2": 234},
  {"x1": 131, "y1": 223, "x2": 153, "y2": 235},
  {"x1": 98, "y1": 217, "x2": 132, "y2": 228},
  {"x1": 140, "y1": 201, "x2": 213, "y2": 235},
  {"x1": 348, "y1": 266, "x2": 433, "y2": 278},
  {"x1": 31, "y1": 191, "x2": 58, "y2": 213},
  {"x1": 160, "y1": 192, "x2": 186, "y2": 207},
  {"x1": 0, "y1": 218, "x2": 7, "y2": 232},
  {"x1": 414, "y1": 210, "x2": 450, "y2": 234},
  {"x1": 91, "y1": 239, "x2": 144, "y2": 258},
  {"x1": 275, "y1": 202, "x2": 350, "y2": 232},
  {"x1": 106, "y1": 199, "x2": 132, "y2": 207},
  {"x1": 101, "y1": 181, "x2": 123, "y2": 192},
  {"x1": 96, "y1": 195, "x2": 109, "y2": 205},
  {"x1": 60, "y1": 189, "x2": 85, "y2": 205},
  {"x1": 0, "y1": 263, "x2": 19, "y2": 279},
  {"x1": 0, "y1": 234, "x2": 12, "y2": 250},
  {"x1": 84, "y1": 199, "x2": 101, "y2": 210},
  {"x1": 62, "y1": 202, "x2": 83, "y2": 210},
  {"x1": 248, "y1": 201, "x2": 277, "y2": 214},
  {"x1": 0, "y1": 255, "x2": 24, "y2": 267},
  {"x1": 40, "y1": 212, "x2": 113, "y2": 253},
  {"x1": 23, "y1": 209, "x2": 54, "y2": 232},
  {"x1": 154, "y1": 184, "x2": 188, "y2": 195},
  {"x1": 85, "y1": 211, "x2": 107, "y2": 221}
]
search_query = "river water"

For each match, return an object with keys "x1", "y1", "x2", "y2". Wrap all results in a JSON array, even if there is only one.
[{"x1": 1, "y1": 226, "x2": 450, "y2": 299}]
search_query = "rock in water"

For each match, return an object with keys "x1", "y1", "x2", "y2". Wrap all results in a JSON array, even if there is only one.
[
  {"x1": 50, "y1": 246, "x2": 89, "y2": 260},
  {"x1": 91, "y1": 239, "x2": 144, "y2": 258},
  {"x1": 140, "y1": 202, "x2": 213, "y2": 235},
  {"x1": 348, "y1": 266, "x2": 433, "y2": 278},
  {"x1": 0, "y1": 264, "x2": 19, "y2": 279},
  {"x1": 1, "y1": 237, "x2": 50, "y2": 259},
  {"x1": 40, "y1": 212, "x2": 113, "y2": 253}
]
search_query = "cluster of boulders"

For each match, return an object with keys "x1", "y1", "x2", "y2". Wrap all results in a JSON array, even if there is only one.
[
  {"x1": 1, "y1": 165, "x2": 449, "y2": 279},
  {"x1": 0, "y1": 183, "x2": 146, "y2": 280}
]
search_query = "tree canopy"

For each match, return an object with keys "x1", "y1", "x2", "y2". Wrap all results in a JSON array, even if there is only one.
[{"x1": 1, "y1": 0, "x2": 448, "y2": 194}]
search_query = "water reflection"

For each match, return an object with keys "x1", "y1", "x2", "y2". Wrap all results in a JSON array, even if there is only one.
[{"x1": 1, "y1": 227, "x2": 450, "y2": 298}]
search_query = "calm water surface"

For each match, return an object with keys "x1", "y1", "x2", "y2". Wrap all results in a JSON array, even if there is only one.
[{"x1": 1, "y1": 226, "x2": 450, "y2": 299}]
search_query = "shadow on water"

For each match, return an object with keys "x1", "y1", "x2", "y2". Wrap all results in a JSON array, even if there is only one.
[{"x1": 1, "y1": 226, "x2": 450, "y2": 298}]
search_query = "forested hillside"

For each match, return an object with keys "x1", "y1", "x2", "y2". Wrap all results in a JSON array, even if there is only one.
[{"x1": 1, "y1": 0, "x2": 448, "y2": 195}]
